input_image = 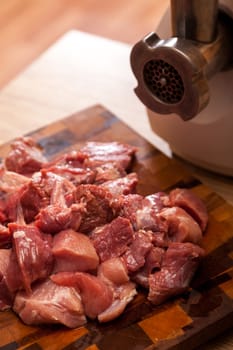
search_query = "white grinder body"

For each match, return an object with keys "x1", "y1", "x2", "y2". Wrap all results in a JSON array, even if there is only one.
[
  {"x1": 131, "y1": 0, "x2": 233, "y2": 176},
  {"x1": 149, "y1": 1, "x2": 233, "y2": 176}
]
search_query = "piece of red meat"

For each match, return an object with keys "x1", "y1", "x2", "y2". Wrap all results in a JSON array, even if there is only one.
[
  {"x1": 3, "y1": 186, "x2": 26, "y2": 224},
  {"x1": 0, "y1": 210, "x2": 6, "y2": 224},
  {"x1": 119, "y1": 193, "x2": 167, "y2": 232},
  {"x1": 43, "y1": 148, "x2": 93, "y2": 184},
  {"x1": 145, "y1": 246, "x2": 165, "y2": 272},
  {"x1": 79, "y1": 141, "x2": 137, "y2": 170},
  {"x1": 8, "y1": 223, "x2": 53, "y2": 293},
  {"x1": 46, "y1": 165, "x2": 96, "y2": 186},
  {"x1": 119, "y1": 194, "x2": 144, "y2": 228},
  {"x1": 158, "y1": 207, "x2": 203, "y2": 244},
  {"x1": 19, "y1": 174, "x2": 46, "y2": 223},
  {"x1": 97, "y1": 258, "x2": 137, "y2": 323},
  {"x1": 91, "y1": 217, "x2": 134, "y2": 262},
  {"x1": 164, "y1": 188, "x2": 208, "y2": 231},
  {"x1": 13, "y1": 279, "x2": 86, "y2": 328},
  {"x1": 122, "y1": 230, "x2": 153, "y2": 272},
  {"x1": 98, "y1": 257, "x2": 129, "y2": 285},
  {"x1": 0, "y1": 168, "x2": 30, "y2": 223},
  {"x1": 151, "y1": 231, "x2": 169, "y2": 248},
  {"x1": 98, "y1": 281, "x2": 137, "y2": 323},
  {"x1": 52, "y1": 229, "x2": 99, "y2": 273},
  {"x1": 148, "y1": 242, "x2": 205, "y2": 305},
  {"x1": 100, "y1": 172, "x2": 138, "y2": 197},
  {"x1": 20, "y1": 170, "x2": 76, "y2": 223},
  {"x1": 4, "y1": 137, "x2": 48, "y2": 175},
  {"x1": 35, "y1": 179, "x2": 86, "y2": 234},
  {"x1": 46, "y1": 149, "x2": 87, "y2": 169},
  {"x1": 132, "y1": 246, "x2": 165, "y2": 288},
  {"x1": 146, "y1": 193, "x2": 167, "y2": 212},
  {"x1": 0, "y1": 167, "x2": 30, "y2": 190},
  {"x1": 0, "y1": 224, "x2": 11, "y2": 247},
  {"x1": 94, "y1": 162, "x2": 126, "y2": 184},
  {"x1": 0, "y1": 248, "x2": 14, "y2": 310},
  {"x1": 3, "y1": 248, "x2": 23, "y2": 294},
  {"x1": 134, "y1": 193, "x2": 167, "y2": 232},
  {"x1": 51, "y1": 272, "x2": 113, "y2": 319},
  {"x1": 76, "y1": 184, "x2": 117, "y2": 233},
  {"x1": 35, "y1": 204, "x2": 85, "y2": 234}
]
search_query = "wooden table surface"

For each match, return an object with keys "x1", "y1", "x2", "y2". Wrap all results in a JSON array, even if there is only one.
[{"x1": 0, "y1": 30, "x2": 233, "y2": 349}]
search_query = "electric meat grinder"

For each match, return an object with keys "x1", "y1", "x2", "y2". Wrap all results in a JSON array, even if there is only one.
[{"x1": 130, "y1": 0, "x2": 233, "y2": 176}]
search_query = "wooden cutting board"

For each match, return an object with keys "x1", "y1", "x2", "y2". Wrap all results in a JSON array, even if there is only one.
[{"x1": 0, "y1": 105, "x2": 233, "y2": 350}]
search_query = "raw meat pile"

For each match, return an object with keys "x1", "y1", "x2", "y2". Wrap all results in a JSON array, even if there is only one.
[{"x1": 0, "y1": 137, "x2": 208, "y2": 328}]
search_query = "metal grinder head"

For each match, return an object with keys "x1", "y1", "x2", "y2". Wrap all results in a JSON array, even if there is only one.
[
  {"x1": 130, "y1": 34, "x2": 209, "y2": 120},
  {"x1": 130, "y1": 1, "x2": 233, "y2": 121}
]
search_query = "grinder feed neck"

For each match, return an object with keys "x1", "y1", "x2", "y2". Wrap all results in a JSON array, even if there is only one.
[{"x1": 171, "y1": 0, "x2": 218, "y2": 43}]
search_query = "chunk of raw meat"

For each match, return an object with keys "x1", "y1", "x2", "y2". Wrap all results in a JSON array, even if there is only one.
[
  {"x1": 158, "y1": 207, "x2": 203, "y2": 244},
  {"x1": 8, "y1": 223, "x2": 53, "y2": 293},
  {"x1": 94, "y1": 162, "x2": 126, "y2": 184},
  {"x1": 146, "y1": 193, "x2": 167, "y2": 213},
  {"x1": 91, "y1": 217, "x2": 134, "y2": 262},
  {"x1": 132, "y1": 247, "x2": 165, "y2": 288},
  {"x1": 148, "y1": 242, "x2": 205, "y2": 305},
  {"x1": 5, "y1": 137, "x2": 47, "y2": 175},
  {"x1": 119, "y1": 193, "x2": 167, "y2": 232},
  {"x1": 0, "y1": 224, "x2": 11, "y2": 247},
  {"x1": 144, "y1": 247, "x2": 165, "y2": 274},
  {"x1": 0, "y1": 210, "x2": 6, "y2": 224},
  {"x1": 0, "y1": 248, "x2": 14, "y2": 310},
  {"x1": 20, "y1": 170, "x2": 76, "y2": 223},
  {"x1": 46, "y1": 149, "x2": 87, "y2": 170},
  {"x1": 97, "y1": 257, "x2": 137, "y2": 323},
  {"x1": 3, "y1": 186, "x2": 26, "y2": 224},
  {"x1": 35, "y1": 179, "x2": 85, "y2": 234},
  {"x1": 119, "y1": 194, "x2": 144, "y2": 228},
  {"x1": 100, "y1": 173, "x2": 138, "y2": 197},
  {"x1": 0, "y1": 168, "x2": 30, "y2": 223},
  {"x1": 76, "y1": 184, "x2": 117, "y2": 233},
  {"x1": 98, "y1": 281, "x2": 137, "y2": 323},
  {"x1": 0, "y1": 168, "x2": 30, "y2": 190},
  {"x1": 13, "y1": 279, "x2": 86, "y2": 328},
  {"x1": 3, "y1": 248, "x2": 23, "y2": 294},
  {"x1": 98, "y1": 257, "x2": 129, "y2": 285},
  {"x1": 79, "y1": 141, "x2": 137, "y2": 170},
  {"x1": 51, "y1": 272, "x2": 113, "y2": 319},
  {"x1": 165, "y1": 188, "x2": 208, "y2": 231},
  {"x1": 46, "y1": 165, "x2": 96, "y2": 186},
  {"x1": 134, "y1": 193, "x2": 167, "y2": 232},
  {"x1": 151, "y1": 231, "x2": 169, "y2": 248},
  {"x1": 35, "y1": 204, "x2": 85, "y2": 234},
  {"x1": 122, "y1": 230, "x2": 153, "y2": 272},
  {"x1": 52, "y1": 229, "x2": 99, "y2": 273}
]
